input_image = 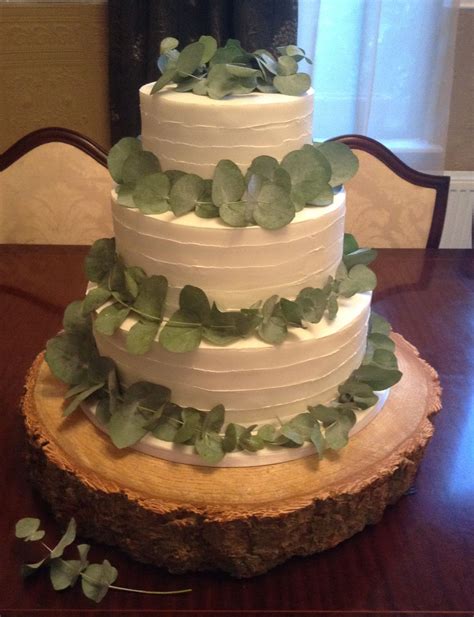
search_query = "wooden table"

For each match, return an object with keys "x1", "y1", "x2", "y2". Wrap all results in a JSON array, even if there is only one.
[{"x1": 0, "y1": 246, "x2": 473, "y2": 617}]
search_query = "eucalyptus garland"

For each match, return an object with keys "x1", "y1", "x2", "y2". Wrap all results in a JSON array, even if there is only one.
[
  {"x1": 152, "y1": 36, "x2": 312, "y2": 98},
  {"x1": 45, "y1": 300, "x2": 402, "y2": 464},
  {"x1": 81, "y1": 233, "x2": 378, "y2": 355},
  {"x1": 108, "y1": 137, "x2": 359, "y2": 230}
]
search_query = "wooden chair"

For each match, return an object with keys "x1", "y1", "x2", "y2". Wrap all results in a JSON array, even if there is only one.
[
  {"x1": 0, "y1": 128, "x2": 113, "y2": 244},
  {"x1": 331, "y1": 135, "x2": 450, "y2": 248}
]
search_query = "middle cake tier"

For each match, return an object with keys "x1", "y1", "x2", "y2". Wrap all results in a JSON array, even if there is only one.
[{"x1": 112, "y1": 189, "x2": 346, "y2": 313}]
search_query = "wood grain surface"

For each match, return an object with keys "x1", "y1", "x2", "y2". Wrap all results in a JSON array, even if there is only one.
[{"x1": 0, "y1": 246, "x2": 473, "y2": 615}]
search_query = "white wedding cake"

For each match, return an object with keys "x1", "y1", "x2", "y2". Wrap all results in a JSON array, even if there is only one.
[{"x1": 45, "y1": 38, "x2": 401, "y2": 467}]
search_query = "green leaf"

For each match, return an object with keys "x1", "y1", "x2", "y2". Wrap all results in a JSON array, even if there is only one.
[
  {"x1": 174, "y1": 408, "x2": 203, "y2": 444},
  {"x1": 226, "y1": 64, "x2": 260, "y2": 77},
  {"x1": 202, "y1": 404, "x2": 225, "y2": 434},
  {"x1": 85, "y1": 238, "x2": 116, "y2": 283},
  {"x1": 372, "y1": 348, "x2": 399, "y2": 370},
  {"x1": 170, "y1": 173, "x2": 205, "y2": 216},
  {"x1": 212, "y1": 159, "x2": 245, "y2": 207},
  {"x1": 369, "y1": 311, "x2": 391, "y2": 336},
  {"x1": 50, "y1": 558, "x2": 83, "y2": 591},
  {"x1": 343, "y1": 233, "x2": 359, "y2": 255},
  {"x1": 325, "y1": 410, "x2": 356, "y2": 451},
  {"x1": 151, "y1": 67, "x2": 177, "y2": 94},
  {"x1": 107, "y1": 137, "x2": 142, "y2": 184},
  {"x1": 281, "y1": 148, "x2": 331, "y2": 209},
  {"x1": 121, "y1": 151, "x2": 161, "y2": 185},
  {"x1": 210, "y1": 39, "x2": 251, "y2": 67},
  {"x1": 352, "y1": 364, "x2": 402, "y2": 390},
  {"x1": 108, "y1": 400, "x2": 156, "y2": 449},
  {"x1": 276, "y1": 55, "x2": 298, "y2": 76},
  {"x1": 63, "y1": 383, "x2": 104, "y2": 417},
  {"x1": 94, "y1": 304, "x2": 130, "y2": 336},
  {"x1": 279, "y1": 298, "x2": 303, "y2": 326},
  {"x1": 50, "y1": 519, "x2": 76, "y2": 559},
  {"x1": 164, "y1": 169, "x2": 186, "y2": 186},
  {"x1": 219, "y1": 201, "x2": 248, "y2": 227},
  {"x1": 339, "y1": 264, "x2": 377, "y2": 297},
  {"x1": 81, "y1": 559, "x2": 118, "y2": 603},
  {"x1": 202, "y1": 304, "x2": 245, "y2": 345},
  {"x1": 195, "y1": 202, "x2": 219, "y2": 218},
  {"x1": 296, "y1": 287, "x2": 328, "y2": 323},
  {"x1": 253, "y1": 183, "x2": 295, "y2": 230},
  {"x1": 133, "y1": 172, "x2": 170, "y2": 214},
  {"x1": 239, "y1": 426, "x2": 264, "y2": 452},
  {"x1": 247, "y1": 155, "x2": 279, "y2": 181},
  {"x1": 368, "y1": 332, "x2": 395, "y2": 352},
  {"x1": 192, "y1": 77, "x2": 208, "y2": 95},
  {"x1": 15, "y1": 518, "x2": 44, "y2": 540},
  {"x1": 179, "y1": 285, "x2": 210, "y2": 322},
  {"x1": 176, "y1": 41, "x2": 205, "y2": 77},
  {"x1": 132, "y1": 275, "x2": 168, "y2": 321},
  {"x1": 82, "y1": 288, "x2": 112, "y2": 315},
  {"x1": 257, "y1": 424, "x2": 278, "y2": 443},
  {"x1": 95, "y1": 398, "x2": 112, "y2": 425},
  {"x1": 159, "y1": 310, "x2": 202, "y2": 352},
  {"x1": 273, "y1": 73, "x2": 311, "y2": 96},
  {"x1": 116, "y1": 183, "x2": 136, "y2": 208},
  {"x1": 310, "y1": 423, "x2": 326, "y2": 456},
  {"x1": 277, "y1": 44, "x2": 311, "y2": 62},
  {"x1": 343, "y1": 248, "x2": 378, "y2": 269},
  {"x1": 21, "y1": 557, "x2": 48, "y2": 578},
  {"x1": 160, "y1": 37, "x2": 179, "y2": 53},
  {"x1": 281, "y1": 412, "x2": 314, "y2": 444},
  {"x1": 124, "y1": 269, "x2": 139, "y2": 299},
  {"x1": 327, "y1": 293, "x2": 338, "y2": 319},
  {"x1": 222, "y1": 422, "x2": 240, "y2": 452},
  {"x1": 258, "y1": 314, "x2": 287, "y2": 344},
  {"x1": 199, "y1": 35, "x2": 217, "y2": 63},
  {"x1": 152, "y1": 404, "x2": 182, "y2": 441},
  {"x1": 195, "y1": 432, "x2": 225, "y2": 463},
  {"x1": 126, "y1": 321, "x2": 159, "y2": 355},
  {"x1": 315, "y1": 141, "x2": 359, "y2": 187},
  {"x1": 45, "y1": 334, "x2": 89, "y2": 386},
  {"x1": 308, "y1": 404, "x2": 340, "y2": 426},
  {"x1": 338, "y1": 379, "x2": 378, "y2": 410}
]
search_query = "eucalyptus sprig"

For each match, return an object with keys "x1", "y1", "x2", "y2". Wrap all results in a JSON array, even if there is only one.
[
  {"x1": 108, "y1": 138, "x2": 359, "y2": 231},
  {"x1": 80, "y1": 233, "x2": 378, "y2": 354},
  {"x1": 152, "y1": 37, "x2": 312, "y2": 99},
  {"x1": 15, "y1": 518, "x2": 191, "y2": 603}
]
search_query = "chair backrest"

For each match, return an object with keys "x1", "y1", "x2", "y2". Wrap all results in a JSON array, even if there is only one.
[
  {"x1": 331, "y1": 135, "x2": 450, "y2": 248},
  {"x1": 0, "y1": 128, "x2": 113, "y2": 244}
]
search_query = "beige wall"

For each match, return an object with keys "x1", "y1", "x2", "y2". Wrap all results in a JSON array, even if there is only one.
[
  {"x1": 0, "y1": 2, "x2": 110, "y2": 151},
  {"x1": 445, "y1": 8, "x2": 474, "y2": 171}
]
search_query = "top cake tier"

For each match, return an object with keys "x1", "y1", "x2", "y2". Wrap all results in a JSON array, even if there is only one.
[{"x1": 139, "y1": 83, "x2": 314, "y2": 177}]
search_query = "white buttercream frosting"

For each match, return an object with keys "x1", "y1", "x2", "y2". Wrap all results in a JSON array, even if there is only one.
[
  {"x1": 139, "y1": 83, "x2": 314, "y2": 177},
  {"x1": 112, "y1": 189, "x2": 346, "y2": 312}
]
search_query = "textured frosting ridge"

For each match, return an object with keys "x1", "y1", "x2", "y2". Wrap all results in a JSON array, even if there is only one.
[{"x1": 139, "y1": 83, "x2": 314, "y2": 177}]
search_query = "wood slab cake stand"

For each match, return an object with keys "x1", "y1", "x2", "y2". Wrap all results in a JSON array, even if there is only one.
[{"x1": 21, "y1": 333, "x2": 441, "y2": 578}]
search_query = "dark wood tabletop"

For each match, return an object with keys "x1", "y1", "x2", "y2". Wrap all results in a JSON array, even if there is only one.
[{"x1": 0, "y1": 245, "x2": 473, "y2": 617}]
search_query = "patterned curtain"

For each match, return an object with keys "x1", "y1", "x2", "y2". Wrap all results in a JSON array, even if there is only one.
[{"x1": 108, "y1": 0, "x2": 298, "y2": 144}]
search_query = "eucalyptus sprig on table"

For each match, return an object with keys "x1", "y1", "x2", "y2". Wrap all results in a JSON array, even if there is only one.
[
  {"x1": 15, "y1": 518, "x2": 191, "y2": 603},
  {"x1": 152, "y1": 36, "x2": 312, "y2": 98},
  {"x1": 79, "y1": 233, "x2": 377, "y2": 355},
  {"x1": 108, "y1": 137, "x2": 359, "y2": 231},
  {"x1": 45, "y1": 286, "x2": 402, "y2": 464}
]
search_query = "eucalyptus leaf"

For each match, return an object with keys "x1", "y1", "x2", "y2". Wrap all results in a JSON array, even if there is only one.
[
  {"x1": 107, "y1": 137, "x2": 142, "y2": 184},
  {"x1": 325, "y1": 410, "x2": 356, "y2": 450},
  {"x1": 15, "y1": 518, "x2": 43, "y2": 540},
  {"x1": 159, "y1": 310, "x2": 202, "y2": 352},
  {"x1": 195, "y1": 432, "x2": 225, "y2": 463},
  {"x1": 352, "y1": 364, "x2": 402, "y2": 390},
  {"x1": 63, "y1": 383, "x2": 103, "y2": 417},
  {"x1": 212, "y1": 159, "x2": 245, "y2": 206},
  {"x1": 85, "y1": 238, "x2": 116, "y2": 284},
  {"x1": 179, "y1": 285, "x2": 210, "y2": 322},
  {"x1": 133, "y1": 172, "x2": 170, "y2": 214},
  {"x1": 116, "y1": 183, "x2": 136, "y2": 208},
  {"x1": 176, "y1": 41, "x2": 205, "y2": 77},
  {"x1": 108, "y1": 400, "x2": 155, "y2": 448},
  {"x1": 339, "y1": 264, "x2": 377, "y2": 297},
  {"x1": 253, "y1": 183, "x2": 295, "y2": 230},
  {"x1": 279, "y1": 298, "x2": 303, "y2": 326},
  {"x1": 257, "y1": 424, "x2": 278, "y2": 443},
  {"x1": 152, "y1": 404, "x2": 182, "y2": 441},
  {"x1": 369, "y1": 311, "x2": 391, "y2": 336},
  {"x1": 50, "y1": 558, "x2": 83, "y2": 591},
  {"x1": 225, "y1": 64, "x2": 260, "y2": 78},
  {"x1": 81, "y1": 560, "x2": 118, "y2": 603},
  {"x1": 126, "y1": 321, "x2": 159, "y2": 355},
  {"x1": 195, "y1": 202, "x2": 219, "y2": 218},
  {"x1": 277, "y1": 55, "x2": 298, "y2": 76},
  {"x1": 202, "y1": 404, "x2": 225, "y2": 434},
  {"x1": 170, "y1": 173, "x2": 205, "y2": 216},
  {"x1": 315, "y1": 141, "x2": 359, "y2": 187},
  {"x1": 327, "y1": 293, "x2": 339, "y2": 319},
  {"x1": 164, "y1": 169, "x2": 186, "y2": 186},
  {"x1": 50, "y1": 519, "x2": 76, "y2": 559},
  {"x1": 151, "y1": 67, "x2": 177, "y2": 94},
  {"x1": 219, "y1": 201, "x2": 248, "y2": 227},
  {"x1": 82, "y1": 287, "x2": 112, "y2": 315},
  {"x1": 310, "y1": 423, "x2": 326, "y2": 456},
  {"x1": 308, "y1": 404, "x2": 340, "y2": 426},
  {"x1": 45, "y1": 334, "x2": 89, "y2": 386},
  {"x1": 222, "y1": 422, "x2": 239, "y2": 452},
  {"x1": 273, "y1": 73, "x2": 311, "y2": 96},
  {"x1": 133, "y1": 275, "x2": 168, "y2": 321},
  {"x1": 343, "y1": 233, "x2": 359, "y2": 255},
  {"x1": 368, "y1": 332, "x2": 395, "y2": 352},
  {"x1": 343, "y1": 248, "x2": 378, "y2": 269},
  {"x1": 94, "y1": 304, "x2": 130, "y2": 336},
  {"x1": 199, "y1": 35, "x2": 217, "y2": 63},
  {"x1": 174, "y1": 407, "x2": 203, "y2": 444},
  {"x1": 121, "y1": 151, "x2": 161, "y2": 185},
  {"x1": 160, "y1": 37, "x2": 179, "y2": 53}
]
